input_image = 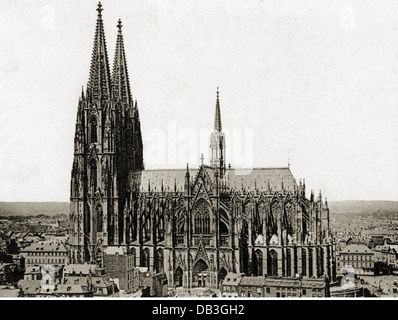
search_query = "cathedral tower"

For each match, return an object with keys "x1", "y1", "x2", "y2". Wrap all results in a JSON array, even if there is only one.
[{"x1": 69, "y1": 3, "x2": 143, "y2": 264}]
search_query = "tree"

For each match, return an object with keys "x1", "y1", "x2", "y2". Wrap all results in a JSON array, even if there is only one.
[
  {"x1": 5, "y1": 264, "x2": 24, "y2": 285},
  {"x1": 0, "y1": 251, "x2": 13, "y2": 263},
  {"x1": 374, "y1": 261, "x2": 393, "y2": 275}
]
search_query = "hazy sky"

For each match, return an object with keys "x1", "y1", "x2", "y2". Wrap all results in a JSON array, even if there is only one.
[{"x1": 1, "y1": 0, "x2": 398, "y2": 202}]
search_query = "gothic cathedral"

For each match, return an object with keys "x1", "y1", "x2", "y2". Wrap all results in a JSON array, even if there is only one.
[{"x1": 69, "y1": 3, "x2": 336, "y2": 289}]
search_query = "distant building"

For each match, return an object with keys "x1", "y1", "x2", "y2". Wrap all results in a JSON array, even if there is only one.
[
  {"x1": 17, "y1": 279, "x2": 41, "y2": 297},
  {"x1": 262, "y1": 277, "x2": 329, "y2": 298},
  {"x1": 63, "y1": 263, "x2": 97, "y2": 278},
  {"x1": 54, "y1": 284, "x2": 93, "y2": 297},
  {"x1": 11, "y1": 254, "x2": 24, "y2": 269},
  {"x1": 222, "y1": 273, "x2": 329, "y2": 298},
  {"x1": 386, "y1": 246, "x2": 398, "y2": 268},
  {"x1": 220, "y1": 273, "x2": 244, "y2": 298},
  {"x1": 21, "y1": 241, "x2": 68, "y2": 268},
  {"x1": 24, "y1": 266, "x2": 42, "y2": 281},
  {"x1": 141, "y1": 272, "x2": 168, "y2": 297},
  {"x1": 369, "y1": 236, "x2": 393, "y2": 249},
  {"x1": 62, "y1": 263, "x2": 117, "y2": 296},
  {"x1": 337, "y1": 244, "x2": 374, "y2": 276},
  {"x1": 238, "y1": 276, "x2": 266, "y2": 297},
  {"x1": 17, "y1": 279, "x2": 94, "y2": 297},
  {"x1": 103, "y1": 246, "x2": 136, "y2": 293},
  {"x1": 24, "y1": 234, "x2": 44, "y2": 246},
  {"x1": 373, "y1": 251, "x2": 387, "y2": 264}
]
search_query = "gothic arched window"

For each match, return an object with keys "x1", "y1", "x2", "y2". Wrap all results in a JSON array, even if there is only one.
[
  {"x1": 309, "y1": 248, "x2": 314, "y2": 278},
  {"x1": 155, "y1": 248, "x2": 164, "y2": 274},
  {"x1": 302, "y1": 249, "x2": 307, "y2": 277},
  {"x1": 141, "y1": 248, "x2": 150, "y2": 267},
  {"x1": 268, "y1": 249, "x2": 278, "y2": 277},
  {"x1": 254, "y1": 249, "x2": 263, "y2": 276},
  {"x1": 90, "y1": 117, "x2": 98, "y2": 143},
  {"x1": 193, "y1": 201, "x2": 211, "y2": 234},
  {"x1": 96, "y1": 205, "x2": 103, "y2": 233},
  {"x1": 286, "y1": 249, "x2": 292, "y2": 277}
]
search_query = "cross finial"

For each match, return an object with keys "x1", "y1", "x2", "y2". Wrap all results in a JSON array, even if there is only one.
[
  {"x1": 97, "y1": 2, "x2": 103, "y2": 16},
  {"x1": 200, "y1": 154, "x2": 205, "y2": 165},
  {"x1": 117, "y1": 19, "x2": 123, "y2": 31}
]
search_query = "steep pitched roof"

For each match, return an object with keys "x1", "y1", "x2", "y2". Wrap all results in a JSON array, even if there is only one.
[
  {"x1": 92, "y1": 276, "x2": 114, "y2": 288},
  {"x1": 222, "y1": 273, "x2": 244, "y2": 286},
  {"x1": 137, "y1": 166, "x2": 297, "y2": 192},
  {"x1": 17, "y1": 280, "x2": 41, "y2": 295},
  {"x1": 240, "y1": 276, "x2": 266, "y2": 286},
  {"x1": 137, "y1": 169, "x2": 198, "y2": 192},
  {"x1": 63, "y1": 264, "x2": 97, "y2": 275},
  {"x1": 64, "y1": 277, "x2": 90, "y2": 286},
  {"x1": 341, "y1": 243, "x2": 373, "y2": 254},
  {"x1": 20, "y1": 241, "x2": 68, "y2": 253},
  {"x1": 226, "y1": 167, "x2": 296, "y2": 192},
  {"x1": 56, "y1": 284, "x2": 91, "y2": 294}
]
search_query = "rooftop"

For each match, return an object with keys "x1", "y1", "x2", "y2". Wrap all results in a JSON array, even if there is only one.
[
  {"x1": 17, "y1": 280, "x2": 41, "y2": 294},
  {"x1": 20, "y1": 241, "x2": 68, "y2": 253},
  {"x1": 240, "y1": 276, "x2": 266, "y2": 286},
  {"x1": 56, "y1": 284, "x2": 91, "y2": 294},
  {"x1": 63, "y1": 264, "x2": 97, "y2": 275},
  {"x1": 104, "y1": 246, "x2": 127, "y2": 255},
  {"x1": 136, "y1": 166, "x2": 297, "y2": 192},
  {"x1": 341, "y1": 244, "x2": 373, "y2": 254},
  {"x1": 222, "y1": 273, "x2": 244, "y2": 286}
]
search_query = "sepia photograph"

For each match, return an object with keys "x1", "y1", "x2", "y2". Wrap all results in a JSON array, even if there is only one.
[{"x1": 0, "y1": 0, "x2": 398, "y2": 308}]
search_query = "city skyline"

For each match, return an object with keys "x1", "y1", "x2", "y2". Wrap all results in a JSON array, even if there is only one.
[{"x1": 1, "y1": 0, "x2": 398, "y2": 202}]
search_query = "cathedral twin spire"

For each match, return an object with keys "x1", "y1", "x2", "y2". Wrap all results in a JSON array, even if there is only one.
[
  {"x1": 87, "y1": 2, "x2": 132, "y2": 105},
  {"x1": 112, "y1": 19, "x2": 132, "y2": 105}
]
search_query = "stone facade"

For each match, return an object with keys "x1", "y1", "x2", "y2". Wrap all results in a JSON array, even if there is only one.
[
  {"x1": 103, "y1": 247, "x2": 135, "y2": 293},
  {"x1": 69, "y1": 3, "x2": 336, "y2": 290},
  {"x1": 69, "y1": 4, "x2": 143, "y2": 264}
]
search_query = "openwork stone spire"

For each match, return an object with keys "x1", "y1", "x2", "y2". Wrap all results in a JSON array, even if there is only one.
[
  {"x1": 112, "y1": 19, "x2": 132, "y2": 104},
  {"x1": 88, "y1": 2, "x2": 112, "y2": 101},
  {"x1": 214, "y1": 87, "x2": 222, "y2": 132}
]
